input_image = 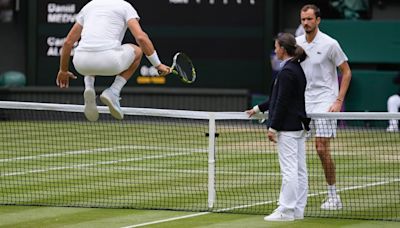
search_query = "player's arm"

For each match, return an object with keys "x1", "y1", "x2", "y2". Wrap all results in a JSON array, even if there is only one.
[
  {"x1": 56, "y1": 22, "x2": 81, "y2": 88},
  {"x1": 329, "y1": 61, "x2": 352, "y2": 112},
  {"x1": 127, "y1": 19, "x2": 170, "y2": 75}
]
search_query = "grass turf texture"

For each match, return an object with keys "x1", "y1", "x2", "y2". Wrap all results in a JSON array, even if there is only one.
[{"x1": 0, "y1": 118, "x2": 399, "y2": 221}]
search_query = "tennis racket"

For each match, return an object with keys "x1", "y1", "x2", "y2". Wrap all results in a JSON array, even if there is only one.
[{"x1": 162, "y1": 52, "x2": 196, "y2": 84}]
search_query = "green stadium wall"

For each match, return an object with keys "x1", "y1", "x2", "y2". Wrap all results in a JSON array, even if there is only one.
[
  {"x1": 346, "y1": 70, "x2": 398, "y2": 112},
  {"x1": 320, "y1": 20, "x2": 400, "y2": 63},
  {"x1": 320, "y1": 20, "x2": 400, "y2": 112}
]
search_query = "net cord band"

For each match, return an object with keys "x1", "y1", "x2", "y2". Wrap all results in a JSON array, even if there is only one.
[{"x1": 0, "y1": 101, "x2": 400, "y2": 120}]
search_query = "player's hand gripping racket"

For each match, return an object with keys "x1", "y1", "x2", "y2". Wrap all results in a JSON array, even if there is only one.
[{"x1": 161, "y1": 52, "x2": 196, "y2": 83}]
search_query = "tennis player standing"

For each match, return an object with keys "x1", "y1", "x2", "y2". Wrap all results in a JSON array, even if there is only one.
[
  {"x1": 56, "y1": 0, "x2": 171, "y2": 121},
  {"x1": 255, "y1": 33, "x2": 309, "y2": 221},
  {"x1": 296, "y1": 4, "x2": 352, "y2": 210}
]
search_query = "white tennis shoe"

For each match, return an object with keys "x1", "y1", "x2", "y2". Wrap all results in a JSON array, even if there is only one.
[
  {"x1": 386, "y1": 126, "x2": 399, "y2": 132},
  {"x1": 83, "y1": 88, "x2": 99, "y2": 122},
  {"x1": 321, "y1": 195, "x2": 343, "y2": 210},
  {"x1": 100, "y1": 88, "x2": 123, "y2": 120},
  {"x1": 264, "y1": 209, "x2": 294, "y2": 222}
]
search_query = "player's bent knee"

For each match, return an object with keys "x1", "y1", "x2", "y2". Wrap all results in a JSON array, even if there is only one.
[
  {"x1": 128, "y1": 44, "x2": 143, "y2": 59},
  {"x1": 134, "y1": 47, "x2": 143, "y2": 59}
]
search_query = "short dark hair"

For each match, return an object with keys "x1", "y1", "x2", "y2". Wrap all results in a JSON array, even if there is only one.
[{"x1": 301, "y1": 4, "x2": 321, "y2": 18}]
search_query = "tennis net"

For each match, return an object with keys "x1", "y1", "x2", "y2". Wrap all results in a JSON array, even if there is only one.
[{"x1": 0, "y1": 101, "x2": 399, "y2": 221}]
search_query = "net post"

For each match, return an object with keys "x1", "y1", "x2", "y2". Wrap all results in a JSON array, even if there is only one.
[{"x1": 207, "y1": 113, "x2": 216, "y2": 209}]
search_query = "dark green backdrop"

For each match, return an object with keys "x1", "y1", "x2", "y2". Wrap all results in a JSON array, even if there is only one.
[{"x1": 32, "y1": 0, "x2": 273, "y2": 94}]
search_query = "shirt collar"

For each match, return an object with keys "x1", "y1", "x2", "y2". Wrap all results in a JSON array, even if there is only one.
[
  {"x1": 279, "y1": 57, "x2": 293, "y2": 68},
  {"x1": 302, "y1": 29, "x2": 322, "y2": 44},
  {"x1": 313, "y1": 29, "x2": 322, "y2": 43}
]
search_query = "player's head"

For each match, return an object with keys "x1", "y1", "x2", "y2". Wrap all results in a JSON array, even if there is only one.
[{"x1": 300, "y1": 4, "x2": 321, "y2": 34}]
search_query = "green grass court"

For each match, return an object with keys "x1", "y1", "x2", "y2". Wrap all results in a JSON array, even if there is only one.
[
  {"x1": 1, "y1": 206, "x2": 400, "y2": 228},
  {"x1": 0, "y1": 118, "x2": 399, "y2": 227}
]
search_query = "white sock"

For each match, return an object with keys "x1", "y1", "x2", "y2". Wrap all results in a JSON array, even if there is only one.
[
  {"x1": 328, "y1": 185, "x2": 337, "y2": 199},
  {"x1": 110, "y1": 75, "x2": 127, "y2": 96},
  {"x1": 84, "y1": 76, "x2": 95, "y2": 90}
]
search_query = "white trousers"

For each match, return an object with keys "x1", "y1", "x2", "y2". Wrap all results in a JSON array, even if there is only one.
[
  {"x1": 276, "y1": 130, "x2": 308, "y2": 215},
  {"x1": 387, "y1": 94, "x2": 400, "y2": 129},
  {"x1": 73, "y1": 44, "x2": 135, "y2": 76}
]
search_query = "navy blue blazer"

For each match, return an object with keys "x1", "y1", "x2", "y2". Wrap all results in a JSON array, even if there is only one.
[
  {"x1": 267, "y1": 60, "x2": 310, "y2": 131},
  {"x1": 255, "y1": 68, "x2": 278, "y2": 112}
]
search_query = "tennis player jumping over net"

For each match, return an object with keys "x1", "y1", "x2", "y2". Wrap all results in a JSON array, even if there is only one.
[{"x1": 56, "y1": 0, "x2": 171, "y2": 121}]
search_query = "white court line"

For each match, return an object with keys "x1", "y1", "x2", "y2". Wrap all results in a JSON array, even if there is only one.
[
  {"x1": 2, "y1": 145, "x2": 394, "y2": 182},
  {"x1": 4, "y1": 160, "x2": 391, "y2": 182},
  {"x1": 1, "y1": 148, "x2": 207, "y2": 177},
  {"x1": 2, "y1": 146, "x2": 392, "y2": 181},
  {"x1": 120, "y1": 212, "x2": 212, "y2": 228},
  {"x1": 121, "y1": 178, "x2": 400, "y2": 228},
  {"x1": 2, "y1": 154, "x2": 181, "y2": 176},
  {"x1": 2, "y1": 160, "x2": 393, "y2": 183},
  {"x1": 0, "y1": 145, "x2": 207, "y2": 163}
]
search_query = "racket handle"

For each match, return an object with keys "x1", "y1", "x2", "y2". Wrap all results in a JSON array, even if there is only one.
[
  {"x1": 157, "y1": 70, "x2": 168, "y2": 75},
  {"x1": 158, "y1": 69, "x2": 177, "y2": 75}
]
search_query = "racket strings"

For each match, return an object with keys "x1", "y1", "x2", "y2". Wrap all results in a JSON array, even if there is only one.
[
  {"x1": 175, "y1": 55, "x2": 195, "y2": 83},
  {"x1": 175, "y1": 63, "x2": 187, "y2": 78}
]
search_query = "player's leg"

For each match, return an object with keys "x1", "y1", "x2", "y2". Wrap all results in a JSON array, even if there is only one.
[
  {"x1": 316, "y1": 137, "x2": 335, "y2": 185},
  {"x1": 387, "y1": 94, "x2": 400, "y2": 132},
  {"x1": 119, "y1": 44, "x2": 143, "y2": 81},
  {"x1": 316, "y1": 119, "x2": 342, "y2": 210},
  {"x1": 309, "y1": 101, "x2": 342, "y2": 210},
  {"x1": 83, "y1": 75, "x2": 98, "y2": 121},
  {"x1": 72, "y1": 51, "x2": 99, "y2": 121},
  {"x1": 100, "y1": 44, "x2": 143, "y2": 120}
]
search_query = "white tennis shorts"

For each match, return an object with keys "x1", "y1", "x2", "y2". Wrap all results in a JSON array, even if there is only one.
[
  {"x1": 306, "y1": 102, "x2": 337, "y2": 138},
  {"x1": 73, "y1": 44, "x2": 135, "y2": 76}
]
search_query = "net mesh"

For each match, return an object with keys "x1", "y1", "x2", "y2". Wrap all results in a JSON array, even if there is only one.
[{"x1": 0, "y1": 101, "x2": 399, "y2": 221}]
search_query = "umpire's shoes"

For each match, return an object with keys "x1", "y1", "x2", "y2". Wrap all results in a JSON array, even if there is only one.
[
  {"x1": 294, "y1": 211, "x2": 304, "y2": 220},
  {"x1": 83, "y1": 88, "x2": 99, "y2": 122},
  {"x1": 100, "y1": 88, "x2": 124, "y2": 120},
  {"x1": 264, "y1": 209, "x2": 294, "y2": 222}
]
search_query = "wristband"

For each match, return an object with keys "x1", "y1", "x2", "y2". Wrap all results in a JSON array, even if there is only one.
[
  {"x1": 146, "y1": 51, "x2": 162, "y2": 67},
  {"x1": 336, "y1": 98, "x2": 343, "y2": 102}
]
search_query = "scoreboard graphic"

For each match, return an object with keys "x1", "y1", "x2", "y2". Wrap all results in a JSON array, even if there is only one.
[{"x1": 36, "y1": 0, "x2": 268, "y2": 92}]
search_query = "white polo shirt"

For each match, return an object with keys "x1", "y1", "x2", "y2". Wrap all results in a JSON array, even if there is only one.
[
  {"x1": 296, "y1": 30, "x2": 348, "y2": 104},
  {"x1": 75, "y1": 0, "x2": 140, "y2": 52}
]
